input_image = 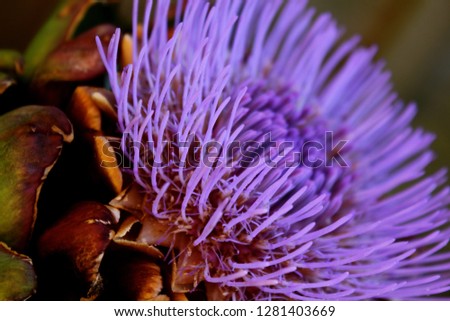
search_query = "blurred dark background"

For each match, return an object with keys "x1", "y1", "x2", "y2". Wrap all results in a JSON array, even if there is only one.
[
  {"x1": 310, "y1": 0, "x2": 450, "y2": 173},
  {"x1": 0, "y1": 0, "x2": 449, "y2": 170}
]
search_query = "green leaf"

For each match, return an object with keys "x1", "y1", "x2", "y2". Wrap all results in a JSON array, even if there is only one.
[
  {"x1": 0, "y1": 106, "x2": 73, "y2": 250},
  {"x1": 0, "y1": 242, "x2": 36, "y2": 301},
  {"x1": 0, "y1": 50, "x2": 23, "y2": 73}
]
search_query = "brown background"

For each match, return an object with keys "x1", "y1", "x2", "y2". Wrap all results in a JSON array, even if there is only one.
[{"x1": 1, "y1": 0, "x2": 449, "y2": 170}]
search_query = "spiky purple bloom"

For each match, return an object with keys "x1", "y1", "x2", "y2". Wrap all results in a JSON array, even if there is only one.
[{"x1": 98, "y1": 0, "x2": 450, "y2": 300}]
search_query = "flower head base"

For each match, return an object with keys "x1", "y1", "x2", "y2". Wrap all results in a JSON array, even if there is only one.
[{"x1": 98, "y1": 0, "x2": 450, "y2": 300}]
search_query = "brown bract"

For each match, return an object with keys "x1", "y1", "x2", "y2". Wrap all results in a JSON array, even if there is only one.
[
  {"x1": 170, "y1": 248, "x2": 204, "y2": 294},
  {"x1": 93, "y1": 136, "x2": 123, "y2": 195},
  {"x1": 34, "y1": 24, "x2": 116, "y2": 83},
  {"x1": 37, "y1": 201, "x2": 119, "y2": 300},
  {"x1": 31, "y1": 24, "x2": 116, "y2": 106},
  {"x1": 68, "y1": 86, "x2": 117, "y2": 133},
  {"x1": 110, "y1": 185, "x2": 202, "y2": 299},
  {"x1": 67, "y1": 86, "x2": 123, "y2": 195},
  {"x1": 110, "y1": 182, "x2": 147, "y2": 220},
  {"x1": 100, "y1": 242, "x2": 165, "y2": 300}
]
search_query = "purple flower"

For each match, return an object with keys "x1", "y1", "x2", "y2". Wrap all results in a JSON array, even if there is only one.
[{"x1": 98, "y1": 0, "x2": 450, "y2": 300}]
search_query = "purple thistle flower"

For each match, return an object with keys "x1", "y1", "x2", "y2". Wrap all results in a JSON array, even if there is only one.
[{"x1": 98, "y1": 0, "x2": 450, "y2": 300}]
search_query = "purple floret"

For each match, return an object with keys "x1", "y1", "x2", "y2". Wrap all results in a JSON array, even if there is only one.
[{"x1": 98, "y1": 0, "x2": 450, "y2": 300}]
